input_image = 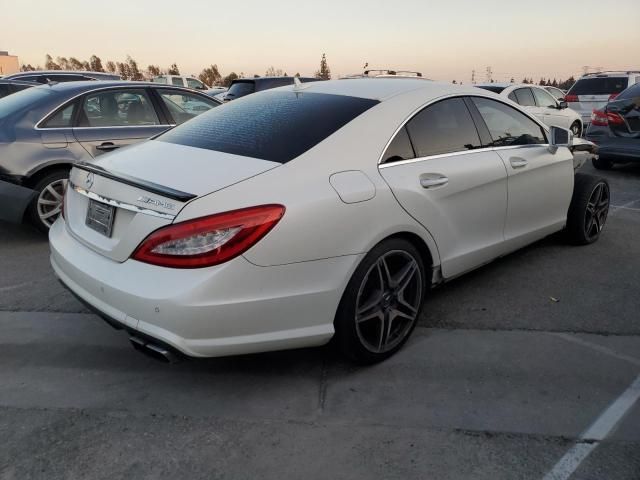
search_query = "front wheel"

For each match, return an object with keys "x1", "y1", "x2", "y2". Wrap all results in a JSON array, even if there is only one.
[
  {"x1": 334, "y1": 238, "x2": 427, "y2": 364},
  {"x1": 567, "y1": 173, "x2": 610, "y2": 245}
]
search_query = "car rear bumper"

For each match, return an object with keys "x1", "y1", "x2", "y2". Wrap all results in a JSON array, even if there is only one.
[
  {"x1": 585, "y1": 133, "x2": 640, "y2": 161},
  {"x1": 0, "y1": 179, "x2": 36, "y2": 223},
  {"x1": 49, "y1": 218, "x2": 360, "y2": 358}
]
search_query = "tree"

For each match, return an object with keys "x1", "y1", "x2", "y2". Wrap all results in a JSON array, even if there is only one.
[
  {"x1": 116, "y1": 62, "x2": 131, "y2": 80},
  {"x1": 199, "y1": 64, "x2": 222, "y2": 86},
  {"x1": 510, "y1": 77, "x2": 515, "y2": 83},
  {"x1": 315, "y1": 53, "x2": 331, "y2": 80},
  {"x1": 167, "y1": 63, "x2": 180, "y2": 75},
  {"x1": 265, "y1": 66, "x2": 283, "y2": 77},
  {"x1": 89, "y1": 55, "x2": 104, "y2": 72},
  {"x1": 294, "y1": 72, "x2": 300, "y2": 77},
  {"x1": 452, "y1": 80, "x2": 457, "y2": 84},
  {"x1": 105, "y1": 61, "x2": 116, "y2": 73},
  {"x1": 20, "y1": 64, "x2": 36, "y2": 71},
  {"x1": 45, "y1": 54, "x2": 61, "y2": 70},
  {"x1": 127, "y1": 56, "x2": 143, "y2": 80},
  {"x1": 56, "y1": 57, "x2": 70, "y2": 70},
  {"x1": 221, "y1": 72, "x2": 239, "y2": 87},
  {"x1": 148, "y1": 65, "x2": 161, "y2": 77}
]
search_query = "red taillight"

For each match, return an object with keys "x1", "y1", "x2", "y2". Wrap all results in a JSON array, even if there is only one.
[
  {"x1": 591, "y1": 109, "x2": 625, "y2": 127},
  {"x1": 131, "y1": 204, "x2": 285, "y2": 268},
  {"x1": 565, "y1": 94, "x2": 579, "y2": 103}
]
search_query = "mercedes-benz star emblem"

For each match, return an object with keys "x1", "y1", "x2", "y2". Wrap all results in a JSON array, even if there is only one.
[{"x1": 85, "y1": 172, "x2": 94, "y2": 189}]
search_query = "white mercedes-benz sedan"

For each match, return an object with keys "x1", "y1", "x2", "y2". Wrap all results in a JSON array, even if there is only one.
[{"x1": 49, "y1": 79, "x2": 608, "y2": 363}]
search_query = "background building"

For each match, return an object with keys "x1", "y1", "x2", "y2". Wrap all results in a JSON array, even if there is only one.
[{"x1": 0, "y1": 51, "x2": 20, "y2": 75}]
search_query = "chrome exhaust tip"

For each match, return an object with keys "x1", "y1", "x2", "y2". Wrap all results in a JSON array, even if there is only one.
[{"x1": 129, "y1": 336, "x2": 180, "y2": 364}]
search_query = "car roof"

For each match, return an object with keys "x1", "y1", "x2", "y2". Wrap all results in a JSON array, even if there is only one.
[
  {"x1": 6, "y1": 70, "x2": 118, "y2": 78},
  {"x1": 277, "y1": 78, "x2": 500, "y2": 102},
  {"x1": 30, "y1": 80, "x2": 202, "y2": 94}
]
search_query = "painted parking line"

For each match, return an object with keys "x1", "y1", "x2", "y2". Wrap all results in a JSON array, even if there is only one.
[{"x1": 550, "y1": 332, "x2": 640, "y2": 368}]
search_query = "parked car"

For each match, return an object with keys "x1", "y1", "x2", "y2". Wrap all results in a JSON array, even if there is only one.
[
  {"x1": 585, "y1": 81, "x2": 640, "y2": 169},
  {"x1": 0, "y1": 79, "x2": 38, "y2": 99},
  {"x1": 475, "y1": 83, "x2": 583, "y2": 136},
  {"x1": 0, "y1": 81, "x2": 219, "y2": 232},
  {"x1": 49, "y1": 79, "x2": 606, "y2": 364},
  {"x1": 204, "y1": 86, "x2": 227, "y2": 98},
  {"x1": 544, "y1": 86, "x2": 566, "y2": 101},
  {"x1": 5, "y1": 70, "x2": 120, "y2": 83},
  {"x1": 151, "y1": 75, "x2": 208, "y2": 91},
  {"x1": 565, "y1": 71, "x2": 640, "y2": 129},
  {"x1": 222, "y1": 76, "x2": 319, "y2": 101}
]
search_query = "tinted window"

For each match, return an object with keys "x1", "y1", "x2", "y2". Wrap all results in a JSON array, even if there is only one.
[
  {"x1": 49, "y1": 74, "x2": 88, "y2": 82},
  {"x1": 0, "y1": 85, "x2": 10, "y2": 99},
  {"x1": 43, "y1": 102, "x2": 77, "y2": 128},
  {"x1": 471, "y1": 97, "x2": 546, "y2": 146},
  {"x1": 513, "y1": 88, "x2": 536, "y2": 106},
  {"x1": 382, "y1": 126, "x2": 415, "y2": 164},
  {"x1": 78, "y1": 89, "x2": 159, "y2": 127},
  {"x1": 617, "y1": 82, "x2": 640, "y2": 100},
  {"x1": 186, "y1": 78, "x2": 204, "y2": 89},
  {"x1": 171, "y1": 77, "x2": 184, "y2": 86},
  {"x1": 404, "y1": 98, "x2": 481, "y2": 158},
  {"x1": 158, "y1": 90, "x2": 378, "y2": 163},
  {"x1": 475, "y1": 85, "x2": 506, "y2": 94},
  {"x1": 225, "y1": 81, "x2": 255, "y2": 100},
  {"x1": 568, "y1": 77, "x2": 628, "y2": 95},
  {"x1": 532, "y1": 88, "x2": 557, "y2": 108},
  {"x1": 158, "y1": 90, "x2": 218, "y2": 125}
]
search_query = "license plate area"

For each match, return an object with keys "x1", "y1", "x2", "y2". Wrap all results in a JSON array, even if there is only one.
[{"x1": 86, "y1": 199, "x2": 116, "y2": 237}]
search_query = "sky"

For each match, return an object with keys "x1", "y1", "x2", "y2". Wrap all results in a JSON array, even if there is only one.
[{"x1": 2, "y1": 0, "x2": 639, "y2": 83}]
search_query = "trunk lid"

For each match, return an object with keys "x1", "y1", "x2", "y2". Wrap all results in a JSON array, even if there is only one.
[{"x1": 65, "y1": 140, "x2": 280, "y2": 262}]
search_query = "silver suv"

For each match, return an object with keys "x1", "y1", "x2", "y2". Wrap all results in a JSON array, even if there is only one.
[{"x1": 565, "y1": 71, "x2": 640, "y2": 128}]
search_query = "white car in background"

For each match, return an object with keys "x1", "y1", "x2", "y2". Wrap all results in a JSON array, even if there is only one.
[
  {"x1": 475, "y1": 83, "x2": 584, "y2": 136},
  {"x1": 152, "y1": 75, "x2": 208, "y2": 91},
  {"x1": 565, "y1": 71, "x2": 640, "y2": 129},
  {"x1": 50, "y1": 79, "x2": 607, "y2": 364}
]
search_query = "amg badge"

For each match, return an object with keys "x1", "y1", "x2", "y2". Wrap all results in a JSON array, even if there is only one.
[{"x1": 137, "y1": 196, "x2": 176, "y2": 210}]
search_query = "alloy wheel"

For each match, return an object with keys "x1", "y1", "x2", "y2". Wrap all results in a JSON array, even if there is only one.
[
  {"x1": 37, "y1": 178, "x2": 67, "y2": 228},
  {"x1": 584, "y1": 181, "x2": 609, "y2": 241},
  {"x1": 355, "y1": 250, "x2": 423, "y2": 354}
]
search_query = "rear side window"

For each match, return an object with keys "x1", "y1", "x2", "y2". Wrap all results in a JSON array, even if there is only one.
[
  {"x1": 512, "y1": 88, "x2": 536, "y2": 107},
  {"x1": 158, "y1": 90, "x2": 379, "y2": 163},
  {"x1": 43, "y1": 102, "x2": 77, "y2": 128},
  {"x1": 616, "y1": 82, "x2": 640, "y2": 100},
  {"x1": 382, "y1": 126, "x2": 415, "y2": 164},
  {"x1": 404, "y1": 97, "x2": 481, "y2": 158},
  {"x1": 471, "y1": 97, "x2": 546, "y2": 146},
  {"x1": 171, "y1": 77, "x2": 184, "y2": 86},
  {"x1": 568, "y1": 77, "x2": 628, "y2": 95}
]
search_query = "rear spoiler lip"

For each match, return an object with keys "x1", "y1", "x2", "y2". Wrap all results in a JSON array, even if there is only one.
[{"x1": 74, "y1": 162, "x2": 197, "y2": 202}]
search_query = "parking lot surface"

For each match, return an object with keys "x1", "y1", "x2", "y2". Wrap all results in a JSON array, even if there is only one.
[{"x1": 1, "y1": 162, "x2": 640, "y2": 479}]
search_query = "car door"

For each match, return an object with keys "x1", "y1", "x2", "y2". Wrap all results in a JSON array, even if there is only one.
[
  {"x1": 469, "y1": 96, "x2": 574, "y2": 251},
  {"x1": 72, "y1": 88, "x2": 169, "y2": 157},
  {"x1": 378, "y1": 97, "x2": 508, "y2": 278},
  {"x1": 532, "y1": 87, "x2": 568, "y2": 129},
  {"x1": 508, "y1": 87, "x2": 543, "y2": 121}
]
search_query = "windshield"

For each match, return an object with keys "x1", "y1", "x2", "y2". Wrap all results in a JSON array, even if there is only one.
[
  {"x1": 158, "y1": 90, "x2": 378, "y2": 163},
  {"x1": 0, "y1": 86, "x2": 54, "y2": 121},
  {"x1": 616, "y1": 82, "x2": 640, "y2": 100},
  {"x1": 568, "y1": 77, "x2": 628, "y2": 95},
  {"x1": 225, "y1": 81, "x2": 255, "y2": 100}
]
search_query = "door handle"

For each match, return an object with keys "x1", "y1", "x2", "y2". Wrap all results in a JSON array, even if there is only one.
[
  {"x1": 420, "y1": 173, "x2": 449, "y2": 189},
  {"x1": 96, "y1": 142, "x2": 120, "y2": 152},
  {"x1": 510, "y1": 158, "x2": 528, "y2": 168}
]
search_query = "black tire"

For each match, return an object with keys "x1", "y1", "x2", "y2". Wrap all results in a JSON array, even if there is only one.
[
  {"x1": 592, "y1": 156, "x2": 613, "y2": 170},
  {"x1": 334, "y1": 238, "x2": 428, "y2": 364},
  {"x1": 26, "y1": 169, "x2": 70, "y2": 234},
  {"x1": 570, "y1": 121, "x2": 582, "y2": 137},
  {"x1": 567, "y1": 173, "x2": 610, "y2": 245}
]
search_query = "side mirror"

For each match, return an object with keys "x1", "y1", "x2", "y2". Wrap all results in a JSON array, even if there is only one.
[
  {"x1": 549, "y1": 126, "x2": 572, "y2": 149},
  {"x1": 558, "y1": 101, "x2": 568, "y2": 109}
]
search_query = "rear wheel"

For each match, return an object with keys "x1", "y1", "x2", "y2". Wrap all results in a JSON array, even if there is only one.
[
  {"x1": 567, "y1": 173, "x2": 610, "y2": 245},
  {"x1": 592, "y1": 156, "x2": 613, "y2": 170},
  {"x1": 27, "y1": 169, "x2": 69, "y2": 233},
  {"x1": 334, "y1": 238, "x2": 427, "y2": 364}
]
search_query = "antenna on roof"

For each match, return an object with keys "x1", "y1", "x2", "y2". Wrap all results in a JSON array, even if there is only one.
[{"x1": 293, "y1": 76, "x2": 311, "y2": 91}]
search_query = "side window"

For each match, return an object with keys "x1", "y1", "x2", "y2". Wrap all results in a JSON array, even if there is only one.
[
  {"x1": 508, "y1": 91, "x2": 517, "y2": 102},
  {"x1": 186, "y1": 78, "x2": 204, "y2": 90},
  {"x1": 513, "y1": 88, "x2": 536, "y2": 107},
  {"x1": 171, "y1": 77, "x2": 184, "y2": 86},
  {"x1": 471, "y1": 97, "x2": 546, "y2": 146},
  {"x1": 157, "y1": 90, "x2": 218, "y2": 125},
  {"x1": 78, "y1": 89, "x2": 159, "y2": 127},
  {"x1": 0, "y1": 85, "x2": 10, "y2": 99},
  {"x1": 404, "y1": 97, "x2": 481, "y2": 158},
  {"x1": 381, "y1": 126, "x2": 415, "y2": 164},
  {"x1": 42, "y1": 102, "x2": 77, "y2": 128},
  {"x1": 532, "y1": 88, "x2": 557, "y2": 108}
]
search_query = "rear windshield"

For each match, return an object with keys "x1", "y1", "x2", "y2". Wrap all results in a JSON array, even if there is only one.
[
  {"x1": 225, "y1": 81, "x2": 255, "y2": 100},
  {"x1": 153, "y1": 76, "x2": 168, "y2": 84},
  {"x1": 157, "y1": 90, "x2": 379, "y2": 163},
  {"x1": 0, "y1": 86, "x2": 53, "y2": 121},
  {"x1": 617, "y1": 82, "x2": 640, "y2": 100},
  {"x1": 568, "y1": 77, "x2": 628, "y2": 95},
  {"x1": 476, "y1": 85, "x2": 506, "y2": 94}
]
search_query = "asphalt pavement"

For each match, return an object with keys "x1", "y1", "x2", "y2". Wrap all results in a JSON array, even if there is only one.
[{"x1": 1, "y1": 161, "x2": 639, "y2": 480}]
